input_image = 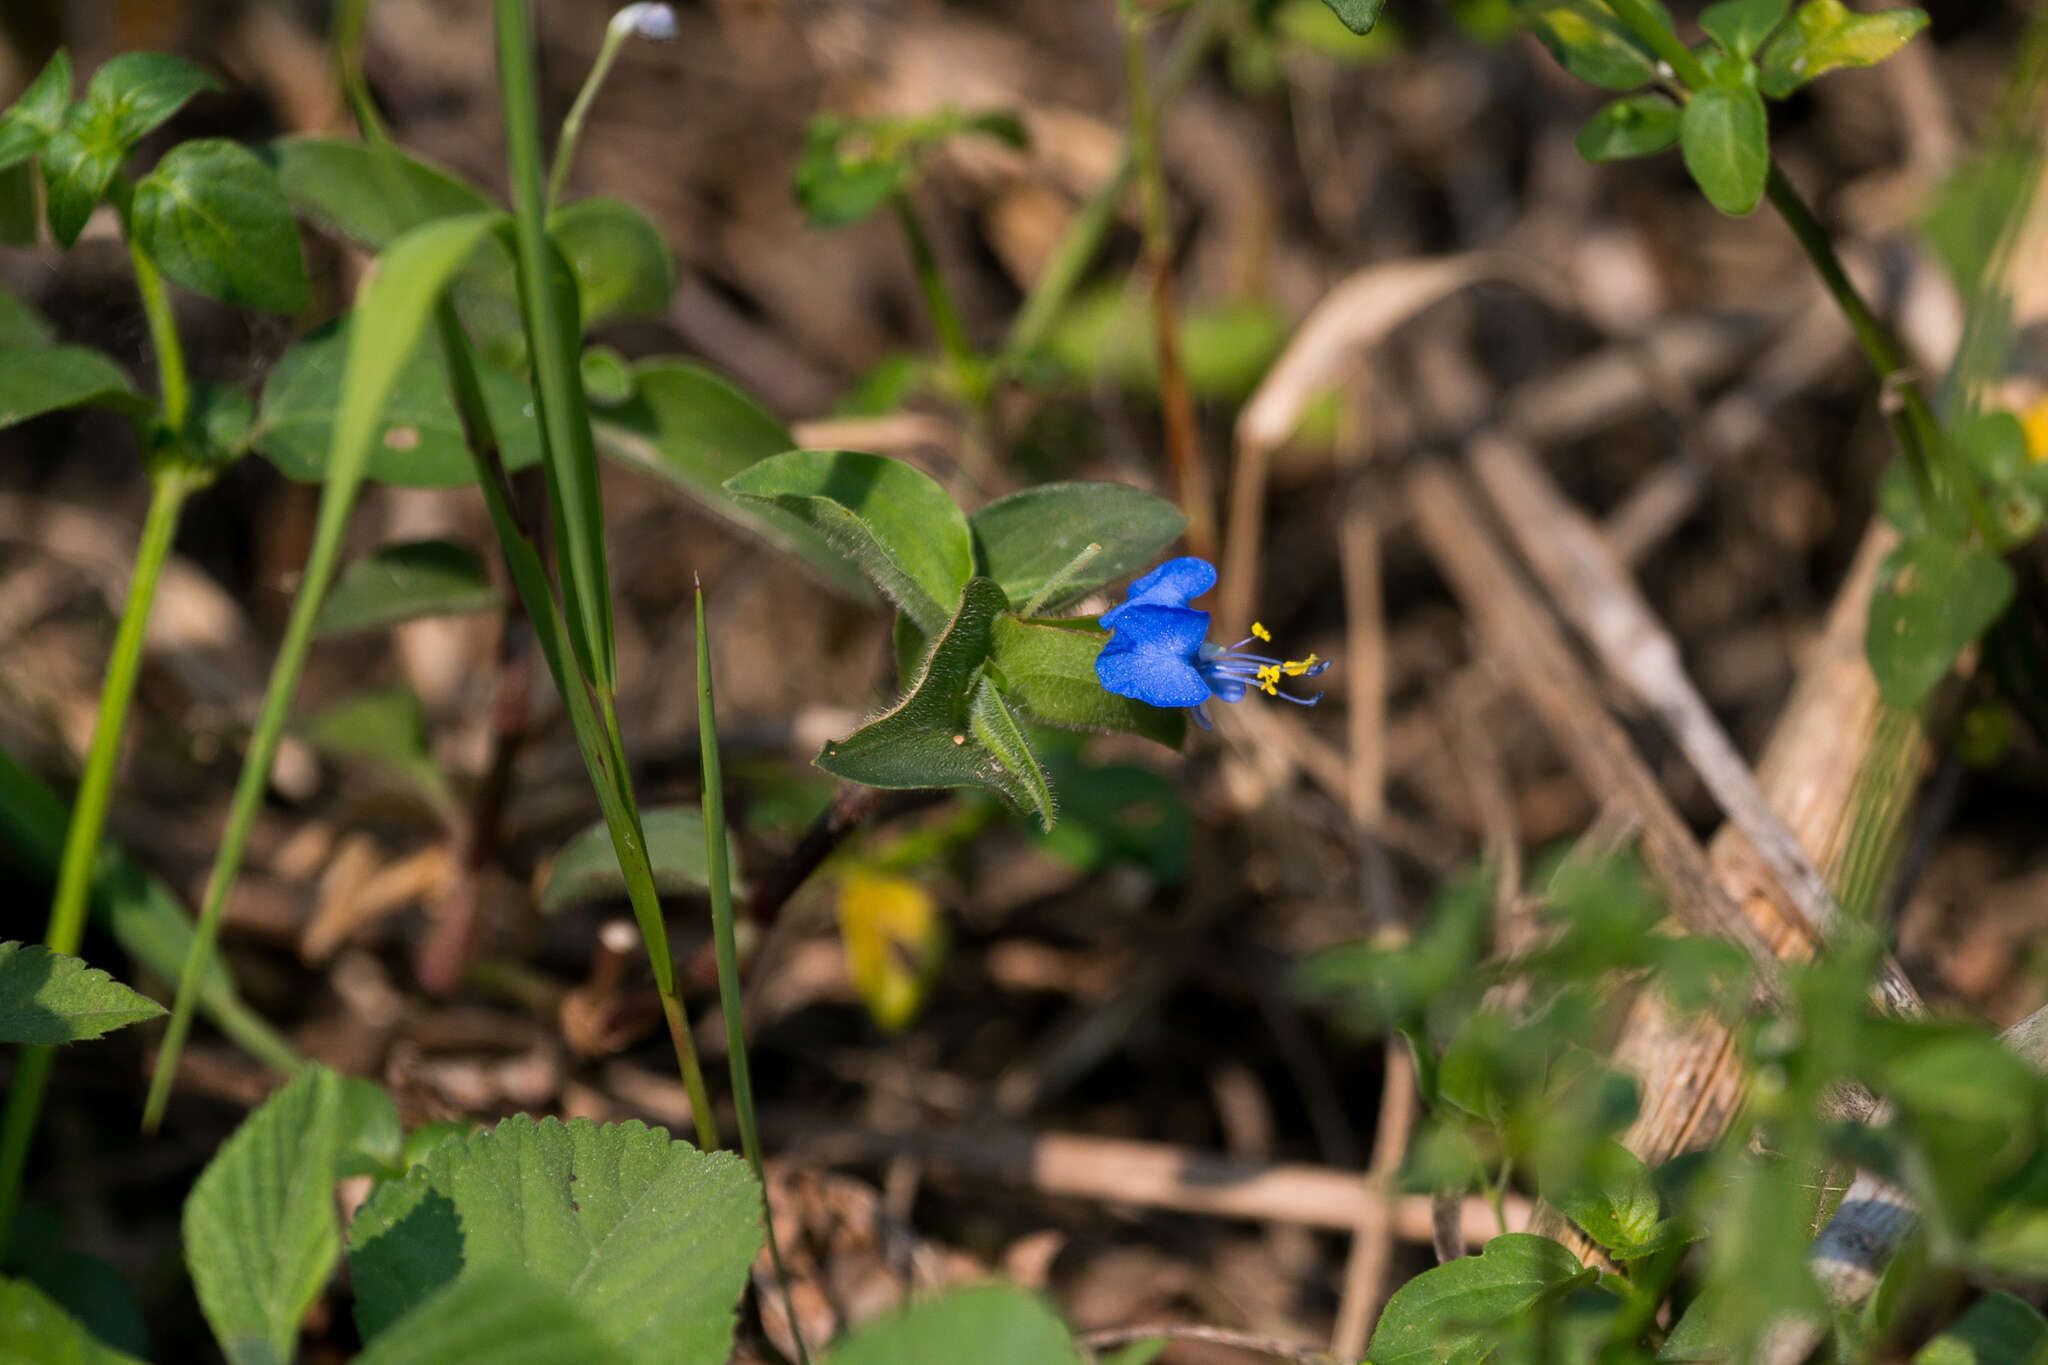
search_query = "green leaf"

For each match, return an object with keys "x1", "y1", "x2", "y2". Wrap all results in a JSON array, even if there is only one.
[
  {"x1": 793, "y1": 110, "x2": 1026, "y2": 228},
  {"x1": 548, "y1": 198, "x2": 673, "y2": 325},
  {"x1": 0, "y1": 51, "x2": 74, "y2": 170},
  {"x1": 336, "y1": 1076, "x2": 404, "y2": 1180},
  {"x1": 1758, "y1": 0, "x2": 1930, "y2": 99},
  {"x1": 1680, "y1": 82, "x2": 1769, "y2": 216},
  {"x1": 827, "y1": 1285, "x2": 1084, "y2": 1365},
  {"x1": 725, "y1": 449, "x2": 973, "y2": 633},
  {"x1": 969, "y1": 677, "x2": 1056, "y2": 831},
  {"x1": 297, "y1": 688, "x2": 453, "y2": 813},
  {"x1": 0, "y1": 942, "x2": 163, "y2": 1045},
  {"x1": 1914, "y1": 1293, "x2": 2048, "y2": 1365},
  {"x1": 352, "y1": 1267, "x2": 628, "y2": 1365},
  {"x1": 1297, "y1": 869, "x2": 1494, "y2": 1032},
  {"x1": 1367, "y1": 1233, "x2": 1597, "y2": 1365},
  {"x1": 255, "y1": 313, "x2": 541, "y2": 486},
  {"x1": 38, "y1": 129, "x2": 119, "y2": 249},
  {"x1": 182, "y1": 1065, "x2": 344, "y2": 1365},
  {"x1": 0, "y1": 162, "x2": 36, "y2": 244},
  {"x1": 1547, "y1": 1141, "x2": 1662, "y2": 1255},
  {"x1": 589, "y1": 360, "x2": 869, "y2": 598},
  {"x1": 0, "y1": 288, "x2": 52, "y2": 347},
  {"x1": 1044, "y1": 288, "x2": 1290, "y2": 401},
  {"x1": 816, "y1": 578, "x2": 1057, "y2": 817},
  {"x1": 985, "y1": 615, "x2": 1187, "y2": 749},
  {"x1": 1575, "y1": 93, "x2": 1683, "y2": 162},
  {"x1": 538, "y1": 805, "x2": 741, "y2": 913},
  {"x1": 0, "y1": 346, "x2": 147, "y2": 427},
  {"x1": 0, "y1": 1275, "x2": 148, "y2": 1365},
  {"x1": 347, "y1": 1115, "x2": 762, "y2": 1365},
  {"x1": 263, "y1": 137, "x2": 494, "y2": 250},
  {"x1": 1700, "y1": 0, "x2": 1789, "y2": 58},
  {"x1": 315, "y1": 540, "x2": 503, "y2": 637},
  {"x1": 1034, "y1": 751, "x2": 1188, "y2": 882},
  {"x1": 1317, "y1": 0, "x2": 1390, "y2": 34},
  {"x1": 969, "y1": 482, "x2": 1186, "y2": 611},
  {"x1": 130, "y1": 140, "x2": 309, "y2": 313},
  {"x1": 1520, "y1": 1, "x2": 1666, "y2": 91},
  {"x1": 80, "y1": 53, "x2": 217, "y2": 148},
  {"x1": 1867, "y1": 534, "x2": 2015, "y2": 708}
]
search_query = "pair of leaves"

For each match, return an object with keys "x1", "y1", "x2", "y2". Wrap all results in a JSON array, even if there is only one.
[{"x1": 0, "y1": 941, "x2": 162, "y2": 1045}]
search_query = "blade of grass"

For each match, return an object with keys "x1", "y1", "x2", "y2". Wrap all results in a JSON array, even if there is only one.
[
  {"x1": 695, "y1": 582, "x2": 807, "y2": 1362},
  {"x1": 144, "y1": 212, "x2": 507, "y2": 1131},
  {"x1": 493, "y1": 0, "x2": 616, "y2": 695},
  {"x1": 435, "y1": 303, "x2": 718, "y2": 1150}
]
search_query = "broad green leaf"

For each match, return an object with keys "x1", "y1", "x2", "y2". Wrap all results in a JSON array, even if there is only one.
[
  {"x1": 297, "y1": 688, "x2": 453, "y2": 813},
  {"x1": 1867, "y1": 534, "x2": 2014, "y2": 708},
  {"x1": 592, "y1": 361, "x2": 871, "y2": 600},
  {"x1": 80, "y1": 53, "x2": 216, "y2": 148},
  {"x1": 315, "y1": 540, "x2": 503, "y2": 637},
  {"x1": 1317, "y1": 0, "x2": 1390, "y2": 34},
  {"x1": 1367, "y1": 1233, "x2": 1596, "y2": 1365},
  {"x1": 0, "y1": 51, "x2": 73, "y2": 170},
  {"x1": 1546, "y1": 1140, "x2": 1662, "y2": 1255},
  {"x1": 725, "y1": 449, "x2": 973, "y2": 633},
  {"x1": 1575, "y1": 93, "x2": 1682, "y2": 162},
  {"x1": 37, "y1": 129, "x2": 118, "y2": 248},
  {"x1": 835, "y1": 868, "x2": 946, "y2": 1031},
  {"x1": 549, "y1": 198, "x2": 672, "y2": 325},
  {"x1": 538, "y1": 805, "x2": 741, "y2": 913},
  {"x1": 968, "y1": 482, "x2": 1185, "y2": 611},
  {"x1": 1046, "y1": 287, "x2": 1290, "y2": 401},
  {"x1": 985, "y1": 615, "x2": 1187, "y2": 749},
  {"x1": 1914, "y1": 1293, "x2": 2048, "y2": 1365},
  {"x1": 580, "y1": 345, "x2": 633, "y2": 404},
  {"x1": 0, "y1": 1275, "x2": 148, "y2": 1365},
  {"x1": 1520, "y1": 1, "x2": 1666, "y2": 91},
  {"x1": 0, "y1": 288, "x2": 51, "y2": 347},
  {"x1": 0, "y1": 347, "x2": 146, "y2": 427},
  {"x1": 263, "y1": 137, "x2": 493, "y2": 250},
  {"x1": 255, "y1": 313, "x2": 541, "y2": 486},
  {"x1": 182, "y1": 1065, "x2": 344, "y2": 1365},
  {"x1": 1758, "y1": 0, "x2": 1930, "y2": 99},
  {"x1": 347, "y1": 1115, "x2": 762, "y2": 1365},
  {"x1": 352, "y1": 1267, "x2": 627, "y2": 1365},
  {"x1": 970, "y1": 676, "x2": 1056, "y2": 830},
  {"x1": 0, "y1": 943, "x2": 163, "y2": 1045},
  {"x1": 815, "y1": 578, "x2": 1057, "y2": 816},
  {"x1": 827, "y1": 1285, "x2": 1083, "y2": 1365},
  {"x1": 336, "y1": 1076, "x2": 404, "y2": 1180},
  {"x1": 1700, "y1": 0, "x2": 1789, "y2": 58},
  {"x1": 131, "y1": 140, "x2": 309, "y2": 313},
  {"x1": 1680, "y1": 82, "x2": 1769, "y2": 216}
]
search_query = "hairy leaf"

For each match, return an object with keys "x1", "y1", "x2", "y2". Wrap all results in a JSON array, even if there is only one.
[
  {"x1": 986, "y1": 615, "x2": 1186, "y2": 749},
  {"x1": 968, "y1": 482, "x2": 1185, "y2": 611},
  {"x1": 0, "y1": 943, "x2": 163, "y2": 1045}
]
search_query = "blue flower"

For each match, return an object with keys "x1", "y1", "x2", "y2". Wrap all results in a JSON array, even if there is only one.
[{"x1": 1094, "y1": 556, "x2": 1330, "y2": 728}]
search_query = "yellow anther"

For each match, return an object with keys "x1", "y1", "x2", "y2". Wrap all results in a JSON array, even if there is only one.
[
  {"x1": 1251, "y1": 621, "x2": 1272, "y2": 642},
  {"x1": 1282, "y1": 653, "x2": 1320, "y2": 677},
  {"x1": 1256, "y1": 664, "x2": 1282, "y2": 696},
  {"x1": 2023, "y1": 395, "x2": 2048, "y2": 464}
]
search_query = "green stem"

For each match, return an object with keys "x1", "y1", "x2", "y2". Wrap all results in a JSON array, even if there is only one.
[
  {"x1": 891, "y1": 191, "x2": 975, "y2": 379},
  {"x1": 1005, "y1": 0, "x2": 1222, "y2": 356},
  {"x1": 547, "y1": 18, "x2": 632, "y2": 209},
  {"x1": 331, "y1": 0, "x2": 392, "y2": 147},
  {"x1": 695, "y1": 586, "x2": 809, "y2": 1365},
  {"x1": 113, "y1": 182, "x2": 190, "y2": 434},
  {"x1": 1605, "y1": 0, "x2": 1710, "y2": 89},
  {"x1": 0, "y1": 471, "x2": 190, "y2": 1251}
]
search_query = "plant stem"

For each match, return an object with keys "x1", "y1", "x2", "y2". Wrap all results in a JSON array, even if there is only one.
[
  {"x1": 112, "y1": 183, "x2": 190, "y2": 434},
  {"x1": 696, "y1": 585, "x2": 809, "y2": 1365},
  {"x1": 547, "y1": 16, "x2": 632, "y2": 208},
  {"x1": 1605, "y1": 0, "x2": 1710, "y2": 89},
  {"x1": 890, "y1": 191, "x2": 978, "y2": 396},
  {"x1": 331, "y1": 0, "x2": 392, "y2": 147},
  {"x1": 1120, "y1": 0, "x2": 1217, "y2": 559},
  {"x1": 0, "y1": 470, "x2": 190, "y2": 1251}
]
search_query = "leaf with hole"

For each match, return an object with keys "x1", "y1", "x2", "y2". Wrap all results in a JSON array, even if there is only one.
[
  {"x1": 1575, "y1": 93, "x2": 1682, "y2": 162},
  {"x1": 826, "y1": 1285, "x2": 1084, "y2": 1365},
  {"x1": 256, "y1": 312, "x2": 541, "y2": 487},
  {"x1": 264, "y1": 137, "x2": 494, "y2": 250},
  {"x1": 0, "y1": 346, "x2": 147, "y2": 428},
  {"x1": 969, "y1": 482, "x2": 1185, "y2": 611},
  {"x1": 726, "y1": 450, "x2": 973, "y2": 633},
  {"x1": 182, "y1": 1065, "x2": 344, "y2": 1365},
  {"x1": 1680, "y1": 81, "x2": 1769, "y2": 216},
  {"x1": 986, "y1": 615, "x2": 1186, "y2": 749},
  {"x1": 1367, "y1": 1233, "x2": 1597, "y2": 1365},
  {"x1": 1758, "y1": 0, "x2": 1930, "y2": 98},
  {"x1": 0, "y1": 942, "x2": 163, "y2": 1045},
  {"x1": 538, "y1": 806, "x2": 741, "y2": 913},
  {"x1": 347, "y1": 1115, "x2": 761, "y2": 1365},
  {"x1": 549, "y1": 198, "x2": 673, "y2": 325},
  {"x1": 0, "y1": 1276, "x2": 148, "y2": 1365},
  {"x1": 316, "y1": 540, "x2": 503, "y2": 637},
  {"x1": 1866, "y1": 534, "x2": 2014, "y2": 709},
  {"x1": 131, "y1": 140, "x2": 309, "y2": 313}
]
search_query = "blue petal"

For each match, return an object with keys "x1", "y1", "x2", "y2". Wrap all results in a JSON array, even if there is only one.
[
  {"x1": 1102, "y1": 603, "x2": 1210, "y2": 655},
  {"x1": 1101, "y1": 556, "x2": 1217, "y2": 626},
  {"x1": 1206, "y1": 676, "x2": 1246, "y2": 703},
  {"x1": 1095, "y1": 605, "x2": 1214, "y2": 707}
]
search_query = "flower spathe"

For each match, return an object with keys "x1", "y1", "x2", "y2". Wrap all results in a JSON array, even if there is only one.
[{"x1": 1094, "y1": 556, "x2": 1330, "y2": 728}]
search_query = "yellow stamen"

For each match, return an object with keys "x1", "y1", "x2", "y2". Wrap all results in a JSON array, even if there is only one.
[
  {"x1": 1251, "y1": 621, "x2": 1272, "y2": 642},
  {"x1": 1256, "y1": 664, "x2": 1282, "y2": 696},
  {"x1": 1282, "y1": 653, "x2": 1320, "y2": 677}
]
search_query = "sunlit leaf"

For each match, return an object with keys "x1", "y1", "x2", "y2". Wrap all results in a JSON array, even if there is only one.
[
  {"x1": 315, "y1": 540, "x2": 503, "y2": 637},
  {"x1": 0, "y1": 943, "x2": 163, "y2": 1045}
]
